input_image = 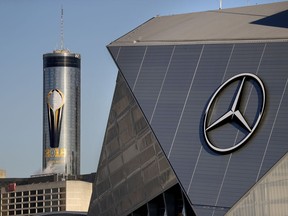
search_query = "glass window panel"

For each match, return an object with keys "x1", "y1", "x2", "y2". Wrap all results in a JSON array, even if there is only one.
[
  {"x1": 52, "y1": 188, "x2": 58, "y2": 193},
  {"x1": 52, "y1": 194, "x2": 58, "y2": 199}
]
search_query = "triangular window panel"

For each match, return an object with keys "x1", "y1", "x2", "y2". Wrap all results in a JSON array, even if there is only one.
[{"x1": 88, "y1": 73, "x2": 195, "y2": 216}]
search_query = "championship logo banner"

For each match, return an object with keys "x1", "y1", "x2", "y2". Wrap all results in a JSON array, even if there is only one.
[{"x1": 47, "y1": 89, "x2": 65, "y2": 148}]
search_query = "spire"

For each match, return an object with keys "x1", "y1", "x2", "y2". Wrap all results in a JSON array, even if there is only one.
[
  {"x1": 60, "y1": 6, "x2": 64, "y2": 50},
  {"x1": 54, "y1": 6, "x2": 69, "y2": 54}
]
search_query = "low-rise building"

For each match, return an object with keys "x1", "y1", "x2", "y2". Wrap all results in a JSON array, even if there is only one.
[{"x1": 0, "y1": 174, "x2": 93, "y2": 216}]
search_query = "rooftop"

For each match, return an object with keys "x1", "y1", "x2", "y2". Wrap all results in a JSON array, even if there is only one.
[{"x1": 109, "y1": 1, "x2": 288, "y2": 46}]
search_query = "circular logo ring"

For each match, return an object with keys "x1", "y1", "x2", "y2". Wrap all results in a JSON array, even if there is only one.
[{"x1": 203, "y1": 73, "x2": 266, "y2": 153}]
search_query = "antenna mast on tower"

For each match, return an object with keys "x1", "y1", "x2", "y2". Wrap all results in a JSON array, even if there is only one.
[
  {"x1": 54, "y1": 6, "x2": 69, "y2": 53},
  {"x1": 220, "y1": 0, "x2": 222, "y2": 9},
  {"x1": 60, "y1": 6, "x2": 64, "y2": 50}
]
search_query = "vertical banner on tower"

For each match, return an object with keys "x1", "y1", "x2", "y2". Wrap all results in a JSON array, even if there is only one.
[{"x1": 45, "y1": 89, "x2": 66, "y2": 167}]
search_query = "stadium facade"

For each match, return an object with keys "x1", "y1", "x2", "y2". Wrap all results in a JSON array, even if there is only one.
[
  {"x1": 88, "y1": 2, "x2": 288, "y2": 216},
  {"x1": 43, "y1": 50, "x2": 81, "y2": 176}
]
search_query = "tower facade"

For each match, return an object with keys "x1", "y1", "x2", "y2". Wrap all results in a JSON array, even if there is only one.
[{"x1": 43, "y1": 50, "x2": 81, "y2": 176}]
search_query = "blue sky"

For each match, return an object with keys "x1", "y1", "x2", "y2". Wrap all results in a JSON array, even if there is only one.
[{"x1": 0, "y1": 0, "x2": 283, "y2": 178}]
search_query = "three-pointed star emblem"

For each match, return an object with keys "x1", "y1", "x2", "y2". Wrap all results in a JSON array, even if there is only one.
[{"x1": 203, "y1": 73, "x2": 266, "y2": 153}]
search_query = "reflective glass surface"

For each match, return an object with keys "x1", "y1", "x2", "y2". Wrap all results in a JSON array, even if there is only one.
[
  {"x1": 88, "y1": 73, "x2": 178, "y2": 216},
  {"x1": 226, "y1": 153, "x2": 288, "y2": 216}
]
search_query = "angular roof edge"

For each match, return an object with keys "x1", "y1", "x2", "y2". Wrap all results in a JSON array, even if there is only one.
[{"x1": 108, "y1": 1, "x2": 288, "y2": 46}]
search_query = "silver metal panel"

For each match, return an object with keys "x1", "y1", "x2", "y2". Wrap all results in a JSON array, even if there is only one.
[
  {"x1": 133, "y1": 45, "x2": 175, "y2": 121},
  {"x1": 149, "y1": 45, "x2": 203, "y2": 154},
  {"x1": 116, "y1": 46, "x2": 147, "y2": 89}
]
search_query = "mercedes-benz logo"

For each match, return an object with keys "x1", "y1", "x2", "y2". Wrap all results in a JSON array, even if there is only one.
[{"x1": 203, "y1": 73, "x2": 266, "y2": 153}]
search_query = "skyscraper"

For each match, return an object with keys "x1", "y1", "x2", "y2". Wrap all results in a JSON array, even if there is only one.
[{"x1": 43, "y1": 49, "x2": 81, "y2": 176}]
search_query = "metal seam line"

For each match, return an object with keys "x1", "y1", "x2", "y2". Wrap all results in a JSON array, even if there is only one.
[
  {"x1": 256, "y1": 44, "x2": 267, "y2": 75},
  {"x1": 212, "y1": 44, "x2": 267, "y2": 215},
  {"x1": 212, "y1": 155, "x2": 232, "y2": 216},
  {"x1": 150, "y1": 46, "x2": 176, "y2": 124},
  {"x1": 132, "y1": 46, "x2": 148, "y2": 91},
  {"x1": 168, "y1": 45, "x2": 205, "y2": 159},
  {"x1": 188, "y1": 44, "x2": 235, "y2": 195},
  {"x1": 256, "y1": 77, "x2": 288, "y2": 181},
  {"x1": 187, "y1": 147, "x2": 202, "y2": 193},
  {"x1": 115, "y1": 47, "x2": 121, "y2": 61},
  {"x1": 208, "y1": 44, "x2": 235, "y2": 125}
]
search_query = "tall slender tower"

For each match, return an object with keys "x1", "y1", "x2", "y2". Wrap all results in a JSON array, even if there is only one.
[
  {"x1": 42, "y1": 8, "x2": 80, "y2": 176},
  {"x1": 43, "y1": 50, "x2": 81, "y2": 176}
]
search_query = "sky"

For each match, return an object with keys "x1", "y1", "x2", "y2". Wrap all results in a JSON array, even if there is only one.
[{"x1": 0, "y1": 0, "x2": 283, "y2": 178}]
